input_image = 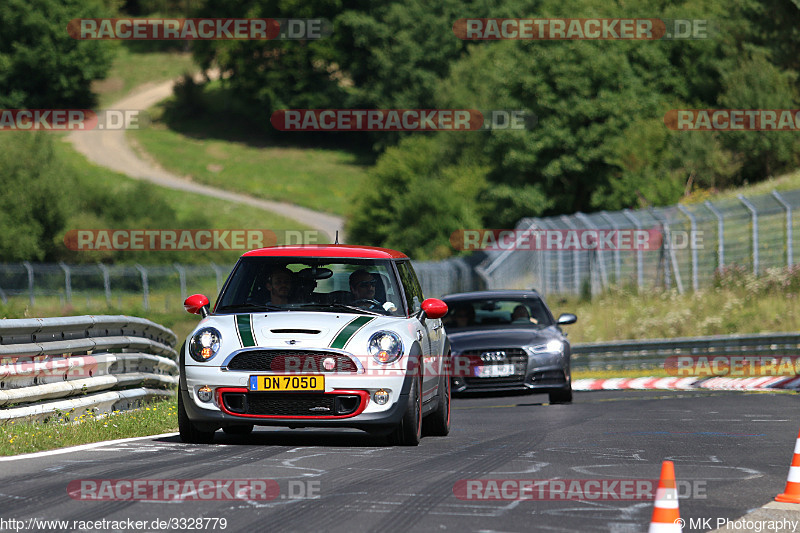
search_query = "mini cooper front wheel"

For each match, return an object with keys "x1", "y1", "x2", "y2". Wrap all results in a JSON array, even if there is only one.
[
  {"x1": 388, "y1": 372, "x2": 422, "y2": 446},
  {"x1": 423, "y1": 361, "x2": 451, "y2": 437},
  {"x1": 178, "y1": 392, "x2": 216, "y2": 444}
]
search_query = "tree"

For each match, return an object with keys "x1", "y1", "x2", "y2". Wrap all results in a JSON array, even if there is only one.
[{"x1": 0, "y1": 0, "x2": 115, "y2": 108}]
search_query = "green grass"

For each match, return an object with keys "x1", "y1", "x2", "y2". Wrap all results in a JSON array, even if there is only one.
[
  {"x1": 682, "y1": 168, "x2": 800, "y2": 205},
  {"x1": 127, "y1": 87, "x2": 370, "y2": 217},
  {"x1": 0, "y1": 396, "x2": 178, "y2": 456},
  {"x1": 553, "y1": 285, "x2": 800, "y2": 344},
  {"x1": 572, "y1": 368, "x2": 673, "y2": 379},
  {"x1": 95, "y1": 45, "x2": 197, "y2": 107},
  {"x1": 55, "y1": 136, "x2": 313, "y2": 266}
]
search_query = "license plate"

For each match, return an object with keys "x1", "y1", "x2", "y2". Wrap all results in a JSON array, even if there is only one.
[
  {"x1": 474, "y1": 364, "x2": 515, "y2": 378},
  {"x1": 248, "y1": 375, "x2": 325, "y2": 392}
]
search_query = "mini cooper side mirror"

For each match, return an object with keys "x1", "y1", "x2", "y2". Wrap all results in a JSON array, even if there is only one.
[
  {"x1": 421, "y1": 298, "x2": 448, "y2": 320},
  {"x1": 557, "y1": 313, "x2": 577, "y2": 325},
  {"x1": 184, "y1": 294, "x2": 210, "y2": 318}
]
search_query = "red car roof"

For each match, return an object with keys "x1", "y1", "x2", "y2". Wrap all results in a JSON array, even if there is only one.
[{"x1": 242, "y1": 245, "x2": 409, "y2": 259}]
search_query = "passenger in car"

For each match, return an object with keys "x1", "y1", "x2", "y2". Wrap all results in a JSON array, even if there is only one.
[
  {"x1": 266, "y1": 266, "x2": 294, "y2": 305},
  {"x1": 450, "y1": 304, "x2": 475, "y2": 327}
]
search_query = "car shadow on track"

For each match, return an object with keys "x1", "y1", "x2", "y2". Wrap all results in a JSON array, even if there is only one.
[{"x1": 155, "y1": 430, "x2": 396, "y2": 448}]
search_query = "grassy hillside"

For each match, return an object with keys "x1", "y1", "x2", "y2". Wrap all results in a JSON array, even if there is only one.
[
  {"x1": 94, "y1": 46, "x2": 196, "y2": 107},
  {"x1": 128, "y1": 85, "x2": 370, "y2": 217}
]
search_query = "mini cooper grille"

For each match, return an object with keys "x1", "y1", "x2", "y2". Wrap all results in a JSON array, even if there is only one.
[
  {"x1": 226, "y1": 350, "x2": 358, "y2": 373},
  {"x1": 221, "y1": 393, "x2": 362, "y2": 417}
]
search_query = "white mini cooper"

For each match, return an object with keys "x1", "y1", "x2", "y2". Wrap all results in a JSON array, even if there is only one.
[{"x1": 178, "y1": 245, "x2": 451, "y2": 445}]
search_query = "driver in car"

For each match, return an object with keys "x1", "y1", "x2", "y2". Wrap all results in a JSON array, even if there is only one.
[{"x1": 349, "y1": 269, "x2": 379, "y2": 306}]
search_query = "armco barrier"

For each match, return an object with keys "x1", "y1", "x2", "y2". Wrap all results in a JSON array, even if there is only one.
[
  {"x1": 0, "y1": 315, "x2": 178, "y2": 424},
  {"x1": 572, "y1": 332, "x2": 800, "y2": 371}
]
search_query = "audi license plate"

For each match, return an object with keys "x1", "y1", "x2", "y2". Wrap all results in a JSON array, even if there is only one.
[
  {"x1": 248, "y1": 375, "x2": 324, "y2": 392},
  {"x1": 474, "y1": 364, "x2": 515, "y2": 378}
]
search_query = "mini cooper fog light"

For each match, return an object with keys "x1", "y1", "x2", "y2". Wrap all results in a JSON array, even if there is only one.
[
  {"x1": 373, "y1": 389, "x2": 390, "y2": 405},
  {"x1": 197, "y1": 386, "x2": 213, "y2": 403},
  {"x1": 323, "y1": 357, "x2": 336, "y2": 371}
]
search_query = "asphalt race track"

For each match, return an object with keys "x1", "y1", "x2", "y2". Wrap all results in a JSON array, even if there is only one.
[{"x1": 1, "y1": 390, "x2": 798, "y2": 532}]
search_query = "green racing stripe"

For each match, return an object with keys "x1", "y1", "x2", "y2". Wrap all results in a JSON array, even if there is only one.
[
  {"x1": 330, "y1": 316, "x2": 374, "y2": 350},
  {"x1": 236, "y1": 314, "x2": 256, "y2": 347}
]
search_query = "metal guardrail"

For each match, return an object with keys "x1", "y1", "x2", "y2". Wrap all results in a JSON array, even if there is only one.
[
  {"x1": 0, "y1": 316, "x2": 178, "y2": 424},
  {"x1": 571, "y1": 332, "x2": 800, "y2": 371}
]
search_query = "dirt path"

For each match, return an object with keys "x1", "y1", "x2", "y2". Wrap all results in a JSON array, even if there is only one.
[{"x1": 67, "y1": 76, "x2": 345, "y2": 237}]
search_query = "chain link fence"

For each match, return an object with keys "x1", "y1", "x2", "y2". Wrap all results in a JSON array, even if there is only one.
[
  {"x1": 476, "y1": 189, "x2": 800, "y2": 295},
  {"x1": 0, "y1": 258, "x2": 481, "y2": 311}
]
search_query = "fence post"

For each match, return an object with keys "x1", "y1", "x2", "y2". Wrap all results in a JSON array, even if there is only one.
[
  {"x1": 175, "y1": 263, "x2": 187, "y2": 302},
  {"x1": 560, "y1": 215, "x2": 581, "y2": 294},
  {"x1": 704, "y1": 200, "x2": 725, "y2": 271},
  {"x1": 539, "y1": 219, "x2": 562, "y2": 293},
  {"x1": 738, "y1": 195, "x2": 759, "y2": 274},
  {"x1": 676, "y1": 205, "x2": 699, "y2": 292},
  {"x1": 772, "y1": 190, "x2": 793, "y2": 267},
  {"x1": 600, "y1": 212, "x2": 621, "y2": 283},
  {"x1": 575, "y1": 212, "x2": 608, "y2": 292},
  {"x1": 22, "y1": 261, "x2": 34, "y2": 306},
  {"x1": 650, "y1": 209, "x2": 683, "y2": 293},
  {"x1": 135, "y1": 264, "x2": 149, "y2": 311},
  {"x1": 622, "y1": 210, "x2": 644, "y2": 290},
  {"x1": 97, "y1": 263, "x2": 112, "y2": 305},
  {"x1": 59, "y1": 262, "x2": 72, "y2": 304},
  {"x1": 210, "y1": 263, "x2": 226, "y2": 294}
]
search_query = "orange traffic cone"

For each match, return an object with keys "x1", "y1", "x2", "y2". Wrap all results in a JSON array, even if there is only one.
[
  {"x1": 648, "y1": 460, "x2": 681, "y2": 533},
  {"x1": 776, "y1": 427, "x2": 800, "y2": 503}
]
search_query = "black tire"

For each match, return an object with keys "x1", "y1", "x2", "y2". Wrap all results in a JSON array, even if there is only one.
[
  {"x1": 388, "y1": 373, "x2": 422, "y2": 446},
  {"x1": 549, "y1": 386, "x2": 573, "y2": 404},
  {"x1": 422, "y1": 362, "x2": 451, "y2": 437},
  {"x1": 178, "y1": 392, "x2": 216, "y2": 444},
  {"x1": 223, "y1": 425, "x2": 254, "y2": 435}
]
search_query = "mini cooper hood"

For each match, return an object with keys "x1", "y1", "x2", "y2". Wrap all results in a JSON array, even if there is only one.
[
  {"x1": 447, "y1": 328, "x2": 553, "y2": 352},
  {"x1": 201, "y1": 312, "x2": 397, "y2": 351}
]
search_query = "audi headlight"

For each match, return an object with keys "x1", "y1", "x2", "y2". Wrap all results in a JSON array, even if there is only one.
[
  {"x1": 525, "y1": 339, "x2": 564, "y2": 355},
  {"x1": 188, "y1": 328, "x2": 222, "y2": 362},
  {"x1": 368, "y1": 331, "x2": 404, "y2": 364}
]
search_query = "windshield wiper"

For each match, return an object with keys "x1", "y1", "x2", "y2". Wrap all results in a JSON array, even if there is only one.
[
  {"x1": 216, "y1": 303, "x2": 285, "y2": 313},
  {"x1": 292, "y1": 303, "x2": 384, "y2": 316}
]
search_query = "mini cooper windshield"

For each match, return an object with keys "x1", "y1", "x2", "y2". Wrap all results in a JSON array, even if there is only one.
[{"x1": 215, "y1": 257, "x2": 407, "y2": 316}]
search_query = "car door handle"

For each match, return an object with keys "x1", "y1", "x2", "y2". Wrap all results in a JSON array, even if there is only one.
[
  {"x1": 416, "y1": 330, "x2": 424, "y2": 341},
  {"x1": 432, "y1": 323, "x2": 442, "y2": 331}
]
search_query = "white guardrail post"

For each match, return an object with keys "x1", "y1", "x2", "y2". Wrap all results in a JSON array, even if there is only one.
[{"x1": 0, "y1": 315, "x2": 178, "y2": 424}]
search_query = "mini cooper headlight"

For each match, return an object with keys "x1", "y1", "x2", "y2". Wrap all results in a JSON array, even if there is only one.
[
  {"x1": 188, "y1": 328, "x2": 222, "y2": 362},
  {"x1": 525, "y1": 339, "x2": 564, "y2": 355},
  {"x1": 368, "y1": 331, "x2": 404, "y2": 364}
]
